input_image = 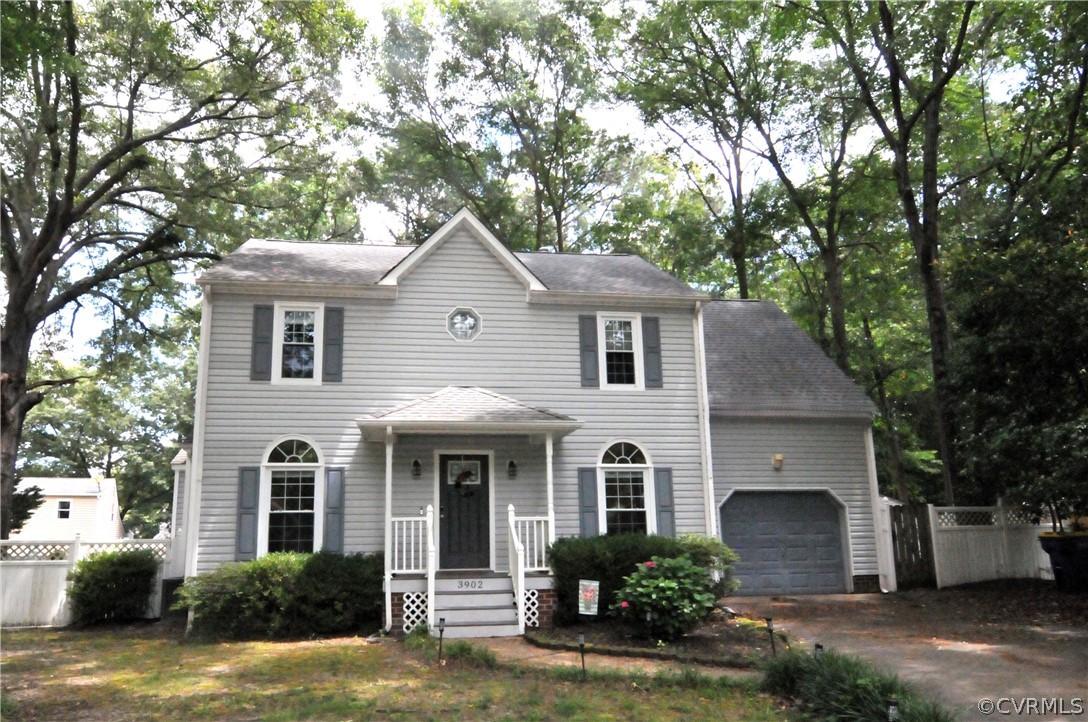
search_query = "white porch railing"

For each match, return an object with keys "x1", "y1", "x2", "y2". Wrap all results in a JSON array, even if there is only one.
[
  {"x1": 506, "y1": 506, "x2": 550, "y2": 634},
  {"x1": 388, "y1": 507, "x2": 436, "y2": 631},
  {"x1": 390, "y1": 515, "x2": 429, "y2": 572},
  {"x1": 507, "y1": 505, "x2": 526, "y2": 634},
  {"x1": 512, "y1": 516, "x2": 550, "y2": 571}
]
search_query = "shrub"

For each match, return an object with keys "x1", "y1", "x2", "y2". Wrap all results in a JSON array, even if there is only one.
[
  {"x1": 548, "y1": 534, "x2": 686, "y2": 625},
  {"x1": 763, "y1": 650, "x2": 956, "y2": 722},
  {"x1": 677, "y1": 533, "x2": 739, "y2": 597},
  {"x1": 67, "y1": 549, "x2": 160, "y2": 626},
  {"x1": 610, "y1": 556, "x2": 718, "y2": 641},
  {"x1": 174, "y1": 551, "x2": 384, "y2": 640}
]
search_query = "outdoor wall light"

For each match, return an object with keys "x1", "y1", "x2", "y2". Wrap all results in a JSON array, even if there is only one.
[
  {"x1": 412, "y1": 460, "x2": 422, "y2": 478},
  {"x1": 772, "y1": 453, "x2": 784, "y2": 470},
  {"x1": 507, "y1": 460, "x2": 518, "y2": 479}
]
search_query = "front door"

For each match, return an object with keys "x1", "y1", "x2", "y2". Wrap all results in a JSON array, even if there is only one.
[{"x1": 439, "y1": 454, "x2": 490, "y2": 569}]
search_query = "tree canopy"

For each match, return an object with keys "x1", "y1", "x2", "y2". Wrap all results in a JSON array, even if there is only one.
[{"x1": 4, "y1": 0, "x2": 1087, "y2": 535}]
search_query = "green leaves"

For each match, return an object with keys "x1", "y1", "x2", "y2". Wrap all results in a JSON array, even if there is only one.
[{"x1": 611, "y1": 555, "x2": 718, "y2": 642}]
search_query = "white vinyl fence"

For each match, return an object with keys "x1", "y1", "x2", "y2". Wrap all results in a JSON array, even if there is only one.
[
  {"x1": 0, "y1": 537, "x2": 171, "y2": 627},
  {"x1": 929, "y1": 504, "x2": 1053, "y2": 589}
]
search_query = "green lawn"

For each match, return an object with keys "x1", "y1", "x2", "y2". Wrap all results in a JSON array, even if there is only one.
[{"x1": 1, "y1": 624, "x2": 796, "y2": 721}]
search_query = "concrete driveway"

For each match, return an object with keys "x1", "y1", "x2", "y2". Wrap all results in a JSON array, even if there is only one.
[{"x1": 732, "y1": 591, "x2": 1088, "y2": 721}]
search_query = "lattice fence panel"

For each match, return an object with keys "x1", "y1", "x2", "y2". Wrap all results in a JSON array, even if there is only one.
[
  {"x1": 1003, "y1": 508, "x2": 1035, "y2": 526},
  {"x1": 82, "y1": 541, "x2": 169, "y2": 560},
  {"x1": 937, "y1": 510, "x2": 995, "y2": 527},
  {"x1": 402, "y1": 592, "x2": 428, "y2": 634},
  {"x1": 524, "y1": 589, "x2": 540, "y2": 628},
  {"x1": 0, "y1": 543, "x2": 71, "y2": 561}
]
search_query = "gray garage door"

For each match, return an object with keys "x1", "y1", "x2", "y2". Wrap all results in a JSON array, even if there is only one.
[{"x1": 720, "y1": 491, "x2": 847, "y2": 595}]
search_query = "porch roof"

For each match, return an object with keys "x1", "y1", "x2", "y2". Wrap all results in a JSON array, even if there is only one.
[{"x1": 356, "y1": 386, "x2": 583, "y2": 441}]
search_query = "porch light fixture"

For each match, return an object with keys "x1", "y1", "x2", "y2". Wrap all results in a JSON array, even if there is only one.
[
  {"x1": 412, "y1": 460, "x2": 422, "y2": 478},
  {"x1": 507, "y1": 460, "x2": 518, "y2": 479},
  {"x1": 772, "y1": 453, "x2": 784, "y2": 471}
]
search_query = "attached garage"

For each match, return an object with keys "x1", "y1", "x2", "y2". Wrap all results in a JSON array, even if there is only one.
[
  {"x1": 703, "y1": 300, "x2": 889, "y2": 594},
  {"x1": 720, "y1": 491, "x2": 847, "y2": 595}
]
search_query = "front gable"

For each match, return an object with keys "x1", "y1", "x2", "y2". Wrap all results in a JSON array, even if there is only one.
[{"x1": 378, "y1": 208, "x2": 547, "y2": 293}]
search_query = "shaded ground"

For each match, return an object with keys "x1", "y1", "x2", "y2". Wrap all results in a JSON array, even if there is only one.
[
  {"x1": 533, "y1": 610, "x2": 778, "y2": 668},
  {"x1": 730, "y1": 580, "x2": 1088, "y2": 722}
]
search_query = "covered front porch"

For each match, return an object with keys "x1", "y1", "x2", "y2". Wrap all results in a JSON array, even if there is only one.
[{"x1": 356, "y1": 386, "x2": 581, "y2": 637}]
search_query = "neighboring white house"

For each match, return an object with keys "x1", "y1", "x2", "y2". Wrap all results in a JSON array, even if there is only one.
[
  {"x1": 174, "y1": 207, "x2": 889, "y2": 637},
  {"x1": 12, "y1": 477, "x2": 124, "y2": 540}
]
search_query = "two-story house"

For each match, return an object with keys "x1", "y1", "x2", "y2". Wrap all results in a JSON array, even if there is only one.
[
  {"x1": 176, "y1": 208, "x2": 887, "y2": 638},
  {"x1": 12, "y1": 477, "x2": 124, "y2": 541}
]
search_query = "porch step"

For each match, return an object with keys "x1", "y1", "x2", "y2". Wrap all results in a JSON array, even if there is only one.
[
  {"x1": 441, "y1": 621, "x2": 521, "y2": 639},
  {"x1": 431, "y1": 572, "x2": 519, "y2": 638}
]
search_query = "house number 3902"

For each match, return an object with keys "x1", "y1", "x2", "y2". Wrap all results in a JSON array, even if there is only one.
[{"x1": 457, "y1": 580, "x2": 484, "y2": 590}]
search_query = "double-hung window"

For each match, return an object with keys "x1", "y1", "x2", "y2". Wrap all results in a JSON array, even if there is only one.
[
  {"x1": 598, "y1": 441, "x2": 656, "y2": 535},
  {"x1": 597, "y1": 313, "x2": 644, "y2": 389},
  {"x1": 259, "y1": 438, "x2": 325, "y2": 554},
  {"x1": 272, "y1": 302, "x2": 324, "y2": 384},
  {"x1": 57, "y1": 500, "x2": 71, "y2": 519}
]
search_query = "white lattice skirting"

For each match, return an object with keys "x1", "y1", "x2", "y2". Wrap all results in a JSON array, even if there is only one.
[
  {"x1": 524, "y1": 588, "x2": 540, "y2": 628},
  {"x1": 402, "y1": 592, "x2": 428, "y2": 634}
]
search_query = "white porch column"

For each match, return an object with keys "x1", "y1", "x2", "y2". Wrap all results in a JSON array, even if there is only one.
[
  {"x1": 384, "y1": 426, "x2": 395, "y2": 631},
  {"x1": 545, "y1": 433, "x2": 556, "y2": 543}
]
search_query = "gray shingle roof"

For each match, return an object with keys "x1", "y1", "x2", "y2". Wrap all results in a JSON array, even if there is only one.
[
  {"x1": 198, "y1": 238, "x2": 699, "y2": 298},
  {"x1": 367, "y1": 386, "x2": 577, "y2": 424},
  {"x1": 703, "y1": 300, "x2": 875, "y2": 419},
  {"x1": 356, "y1": 386, "x2": 583, "y2": 440},
  {"x1": 516, "y1": 252, "x2": 701, "y2": 297},
  {"x1": 198, "y1": 239, "x2": 414, "y2": 286}
]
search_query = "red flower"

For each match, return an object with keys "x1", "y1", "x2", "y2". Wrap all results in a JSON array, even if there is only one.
[
  {"x1": 621, "y1": 601, "x2": 630, "y2": 609},
  {"x1": 644, "y1": 560, "x2": 656, "y2": 568}
]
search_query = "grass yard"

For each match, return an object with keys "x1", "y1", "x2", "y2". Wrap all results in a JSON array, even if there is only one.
[{"x1": 1, "y1": 622, "x2": 796, "y2": 721}]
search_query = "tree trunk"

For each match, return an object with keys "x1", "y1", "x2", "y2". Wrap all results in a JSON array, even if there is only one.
[
  {"x1": 864, "y1": 316, "x2": 909, "y2": 502},
  {"x1": 1, "y1": 316, "x2": 42, "y2": 539},
  {"x1": 823, "y1": 241, "x2": 850, "y2": 372}
]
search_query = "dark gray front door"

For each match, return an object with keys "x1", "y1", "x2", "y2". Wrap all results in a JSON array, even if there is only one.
[
  {"x1": 720, "y1": 491, "x2": 847, "y2": 595},
  {"x1": 439, "y1": 454, "x2": 490, "y2": 569}
]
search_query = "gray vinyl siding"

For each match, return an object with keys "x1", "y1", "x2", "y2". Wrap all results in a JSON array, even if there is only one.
[
  {"x1": 709, "y1": 417, "x2": 878, "y2": 576},
  {"x1": 174, "y1": 470, "x2": 186, "y2": 536},
  {"x1": 195, "y1": 229, "x2": 705, "y2": 573}
]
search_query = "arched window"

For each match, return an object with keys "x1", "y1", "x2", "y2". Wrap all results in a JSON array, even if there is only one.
[
  {"x1": 261, "y1": 438, "x2": 324, "y2": 554},
  {"x1": 598, "y1": 441, "x2": 655, "y2": 535}
]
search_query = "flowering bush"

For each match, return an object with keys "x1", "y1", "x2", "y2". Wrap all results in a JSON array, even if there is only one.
[{"x1": 610, "y1": 555, "x2": 718, "y2": 641}]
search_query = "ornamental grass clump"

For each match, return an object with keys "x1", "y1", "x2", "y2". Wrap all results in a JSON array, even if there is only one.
[{"x1": 611, "y1": 555, "x2": 718, "y2": 641}]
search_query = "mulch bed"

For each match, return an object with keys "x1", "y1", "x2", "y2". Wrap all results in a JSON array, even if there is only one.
[
  {"x1": 526, "y1": 609, "x2": 779, "y2": 668},
  {"x1": 887, "y1": 578, "x2": 1088, "y2": 629}
]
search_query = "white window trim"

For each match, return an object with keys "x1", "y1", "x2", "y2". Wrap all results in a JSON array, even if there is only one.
[
  {"x1": 596, "y1": 312, "x2": 645, "y2": 391},
  {"x1": 257, "y1": 436, "x2": 326, "y2": 555},
  {"x1": 57, "y1": 499, "x2": 72, "y2": 519},
  {"x1": 271, "y1": 301, "x2": 325, "y2": 386},
  {"x1": 596, "y1": 440, "x2": 657, "y2": 535}
]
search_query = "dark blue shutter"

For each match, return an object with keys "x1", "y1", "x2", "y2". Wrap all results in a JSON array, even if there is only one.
[
  {"x1": 323, "y1": 467, "x2": 345, "y2": 553},
  {"x1": 251, "y1": 305, "x2": 274, "y2": 381},
  {"x1": 643, "y1": 316, "x2": 663, "y2": 389},
  {"x1": 236, "y1": 467, "x2": 260, "y2": 560},
  {"x1": 578, "y1": 316, "x2": 599, "y2": 388},
  {"x1": 323, "y1": 307, "x2": 344, "y2": 383},
  {"x1": 654, "y1": 468, "x2": 675, "y2": 537},
  {"x1": 578, "y1": 467, "x2": 599, "y2": 536}
]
